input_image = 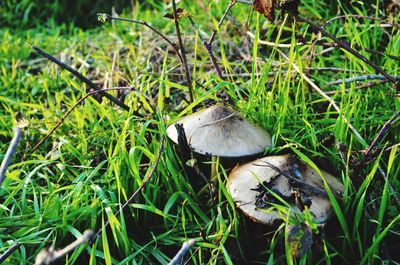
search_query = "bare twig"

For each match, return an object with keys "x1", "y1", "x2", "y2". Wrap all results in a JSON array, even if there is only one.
[
  {"x1": 188, "y1": 17, "x2": 224, "y2": 78},
  {"x1": 293, "y1": 15, "x2": 400, "y2": 89},
  {"x1": 355, "y1": 79, "x2": 391, "y2": 90},
  {"x1": 364, "y1": 111, "x2": 400, "y2": 156},
  {"x1": 278, "y1": 49, "x2": 400, "y2": 208},
  {"x1": 0, "y1": 126, "x2": 22, "y2": 187},
  {"x1": 324, "y1": 14, "x2": 400, "y2": 29},
  {"x1": 360, "y1": 143, "x2": 400, "y2": 155},
  {"x1": 31, "y1": 46, "x2": 130, "y2": 111},
  {"x1": 208, "y1": 0, "x2": 237, "y2": 46},
  {"x1": 168, "y1": 239, "x2": 196, "y2": 265},
  {"x1": 0, "y1": 242, "x2": 21, "y2": 263},
  {"x1": 278, "y1": 49, "x2": 366, "y2": 144},
  {"x1": 98, "y1": 14, "x2": 183, "y2": 64},
  {"x1": 172, "y1": 0, "x2": 194, "y2": 103},
  {"x1": 259, "y1": 161, "x2": 332, "y2": 198},
  {"x1": 248, "y1": 32, "x2": 400, "y2": 61},
  {"x1": 31, "y1": 87, "x2": 136, "y2": 154},
  {"x1": 326, "y1": 75, "x2": 400, "y2": 87},
  {"x1": 90, "y1": 136, "x2": 164, "y2": 242},
  {"x1": 325, "y1": 79, "x2": 392, "y2": 95},
  {"x1": 35, "y1": 230, "x2": 93, "y2": 265},
  {"x1": 314, "y1": 41, "x2": 400, "y2": 61}
]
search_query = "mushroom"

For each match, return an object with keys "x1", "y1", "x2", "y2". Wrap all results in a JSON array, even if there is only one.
[
  {"x1": 166, "y1": 104, "x2": 272, "y2": 157},
  {"x1": 226, "y1": 154, "x2": 344, "y2": 225},
  {"x1": 166, "y1": 104, "x2": 272, "y2": 182}
]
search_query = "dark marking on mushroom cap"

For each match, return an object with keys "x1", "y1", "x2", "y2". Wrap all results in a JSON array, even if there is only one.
[
  {"x1": 166, "y1": 104, "x2": 272, "y2": 157},
  {"x1": 226, "y1": 154, "x2": 344, "y2": 225}
]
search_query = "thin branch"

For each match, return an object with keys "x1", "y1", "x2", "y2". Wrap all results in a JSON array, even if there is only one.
[
  {"x1": 0, "y1": 242, "x2": 21, "y2": 263},
  {"x1": 98, "y1": 14, "x2": 183, "y2": 64},
  {"x1": 326, "y1": 74, "x2": 400, "y2": 87},
  {"x1": 35, "y1": 230, "x2": 93, "y2": 265},
  {"x1": 364, "y1": 111, "x2": 400, "y2": 156},
  {"x1": 168, "y1": 239, "x2": 196, "y2": 265},
  {"x1": 314, "y1": 41, "x2": 400, "y2": 61},
  {"x1": 31, "y1": 87, "x2": 135, "y2": 154},
  {"x1": 0, "y1": 127, "x2": 22, "y2": 187},
  {"x1": 31, "y1": 46, "x2": 130, "y2": 111},
  {"x1": 278, "y1": 49, "x2": 400, "y2": 208},
  {"x1": 208, "y1": 0, "x2": 237, "y2": 46},
  {"x1": 355, "y1": 79, "x2": 391, "y2": 90},
  {"x1": 172, "y1": 0, "x2": 194, "y2": 103},
  {"x1": 277, "y1": 49, "x2": 366, "y2": 145},
  {"x1": 354, "y1": 143, "x2": 400, "y2": 166},
  {"x1": 293, "y1": 15, "x2": 400, "y2": 90},
  {"x1": 324, "y1": 14, "x2": 400, "y2": 29},
  {"x1": 188, "y1": 17, "x2": 224, "y2": 78},
  {"x1": 325, "y1": 79, "x2": 393, "y2": 95},
  {"x1": 259, "y1": 161, "x2": 333, "y2": 198},
  {"x1": 248, "y1": 31, "x2": 400, "y2": 61},
  {"x1": 90, "y1": 136, "x2": 164, "y2": 242}
]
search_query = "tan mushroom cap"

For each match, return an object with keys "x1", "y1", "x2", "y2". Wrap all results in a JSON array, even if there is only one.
[
  {"x1": 226, "y1": 154, "x2": 344, "y2": 225},
  {"x1": 166, "y1": 105, "x2": 272, "y2": 157}
]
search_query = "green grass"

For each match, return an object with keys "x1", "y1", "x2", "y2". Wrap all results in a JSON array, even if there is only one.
[{"x1": 1, "y1": 0, "x2": 400, "y2": 264}]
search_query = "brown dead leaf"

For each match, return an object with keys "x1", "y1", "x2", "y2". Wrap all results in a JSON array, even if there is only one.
[
  {"x1": 253, "y1": 0, "x2": 301, "y2": 21},
  {"x1": 164, "y1": 8, "x2": 186, "y2": 21},
  {"x1": 253, "y1": 0, "x2": 277, "y2": 21},
  {"x1": 386, "y1": 0, "x2": 400, "y2": 15}
]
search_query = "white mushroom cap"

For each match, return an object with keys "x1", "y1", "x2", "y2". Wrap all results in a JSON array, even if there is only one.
[
  {"x1": 166, "y1": 105, "x2": 272, "y2": 157},
  {"x1": 226, "y1": 155, "x2": 344, "y2": 225}
]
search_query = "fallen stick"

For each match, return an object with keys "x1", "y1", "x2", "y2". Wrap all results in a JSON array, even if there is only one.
[
  {"x1": 0, "y1": 126, "x2": 22, "y2": 187},
  {"x1": 31, "y1": 46, "x2": 130, "y2": 111},
  {"x1": 0, "y1": 242, "x2": 21, "y2": 263},
  {"x1": 168, "y1": 239, "x2": 196, "y2": 265},
  {"x1": 35, "y1": 230, "x2": 93, "y2": 265}
]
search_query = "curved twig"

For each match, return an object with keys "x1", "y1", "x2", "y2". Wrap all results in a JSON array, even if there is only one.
[
  {"x1": 0, "y1": 127, "x2": 22, "y2": 187},
  {"x1": 364, "y1": 111, "x2": 400, "y2": 156},
  {"x1": 326, "y1": 75, "x2": 400, "y2": 87},
  {"x1": 208, "y1": 0, "x2": 238, "y2": 46},
  {"x1": 98, "y1": 14, "x2": 184, "y2": 64},
  {"x1": 35, "y1": 230, "x2": 93, "y2": 265},
  {"x1": 294, "y1": 15, "x2": 399, "y2": 90},
  {"x1": 31, "y1": 87, "x2": 136, "y2": 154}
]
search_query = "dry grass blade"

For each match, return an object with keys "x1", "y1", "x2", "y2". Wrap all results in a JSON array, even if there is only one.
[
  {"x1": 294, "y1": 15, "x2": 400, "y2": 90},
  {"x1": 277, "y1": 49, "x2": 366, "y2": 144},
  {"x1": 278, "y1": 49, "x2": 400, "y2": 209}
]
